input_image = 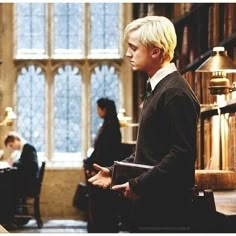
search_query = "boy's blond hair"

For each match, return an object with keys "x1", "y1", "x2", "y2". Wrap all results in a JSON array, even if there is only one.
[{"x1": 124, "y1": 16, "x2": 177, "y2": 61}]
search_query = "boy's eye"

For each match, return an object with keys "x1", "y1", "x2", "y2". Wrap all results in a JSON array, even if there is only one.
[
  {"x1": 128, "y1": 44, "x2": 137, "y2": 51},
  {"x1": 130, "y1": 45, "x2": 137, "y2": 51}
]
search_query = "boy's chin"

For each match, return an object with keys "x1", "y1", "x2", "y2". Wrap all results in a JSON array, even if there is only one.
[{"x1": 131, "y1": 66, "x2": 139, "y2": 71}]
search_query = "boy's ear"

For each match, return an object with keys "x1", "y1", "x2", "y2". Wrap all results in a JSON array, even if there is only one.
[{"x1": 152, "y1": 48, "x2": 161, "y2": 58}]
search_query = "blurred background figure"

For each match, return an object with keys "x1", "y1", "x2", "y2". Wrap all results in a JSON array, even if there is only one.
[
  {"x1": 84, "y1": 97, "x2": 122, "y2": 233},
  {"x1": 0, "y1": 132, "x2": 39, "y2": 228},
  {"x1": 4, "y1": 131, "x2": 39, "y2": 197}
]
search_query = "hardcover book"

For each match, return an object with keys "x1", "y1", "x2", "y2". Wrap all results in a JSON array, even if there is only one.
[{"x1": 111, "y1": 161, "x2": 154, "y2": 187}]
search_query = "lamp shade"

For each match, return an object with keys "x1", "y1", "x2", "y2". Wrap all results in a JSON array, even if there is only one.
[
  {"x1": 0, "y1": 107, "x2": 17, "y2": 126},
  {"x1": 196, "y1": 47, "x2": 236, "y2": 73},
  {"x1": 5, "y1": 107, "x2": 17, "y2": 120}
]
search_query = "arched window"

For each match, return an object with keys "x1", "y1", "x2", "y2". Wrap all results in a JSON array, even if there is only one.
[
  {"x1": 54, "y1": 65, "x2": 82, "y2": 154},
  {"x1": 16, "y1": 65, "x2": 45, "y2": 152},
  {"x1": 90, "y1": 65, "x2": 119, "y2": 143},
  {"x1": 13, "y1": 3, "x2": 132, "y2": 165}
]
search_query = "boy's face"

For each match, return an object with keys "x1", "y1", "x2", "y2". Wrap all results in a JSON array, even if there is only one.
[
  {"x1": 7, "y1": 139, "x2": 21, "y2": 151},
  {"x1": 125, "y1": 29, "x2": 155, "y2": 75}
]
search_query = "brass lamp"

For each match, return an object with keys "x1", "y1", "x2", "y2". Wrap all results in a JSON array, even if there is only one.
[
  {"x1": 117, "y1": 108, "x2": 131, "y2": 127},
  {"x1": 0, "y1": 107, "x2": 17, "y2": 126},
  {"x1": 196, "y1": 46, "x2": 236, "y2": 95}
]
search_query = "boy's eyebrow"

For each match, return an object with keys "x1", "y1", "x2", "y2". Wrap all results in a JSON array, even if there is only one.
[{"x1": 128, "y1": 43, "x2": 137, "y2": 47}]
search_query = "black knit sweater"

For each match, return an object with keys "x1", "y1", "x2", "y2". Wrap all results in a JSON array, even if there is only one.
[{"x1": 127, "y1": 71, "x2": 200, "y2": 196}]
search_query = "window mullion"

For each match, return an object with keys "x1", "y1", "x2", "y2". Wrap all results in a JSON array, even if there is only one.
[
  {"x1": 47, "y1": 3, "x2": 52, "y2": 58},
  {"x1": 84, "y1": 3, "x2": 89, "y2": 58},
  {"x1": 81, "y1": 3, "x2": 90, "y2": 157},
  {"x1": 46, "y1": 61, "x2": 53, "y2": 161},
  {"x1": 47, "y1": 3, "x2": 53, "y2": 161}
]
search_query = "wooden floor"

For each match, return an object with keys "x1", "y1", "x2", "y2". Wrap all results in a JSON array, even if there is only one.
[
  {"x1": 6, "y1": 190, "x2": 236, "y2": 233},
  {"x1": 8, "y1": 219, "x2": 87, "y2": 233}
]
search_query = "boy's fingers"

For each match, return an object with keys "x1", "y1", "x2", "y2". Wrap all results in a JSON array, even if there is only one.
[{"x1": 112, "y1": 183, "x2": 126, "y2": 191}]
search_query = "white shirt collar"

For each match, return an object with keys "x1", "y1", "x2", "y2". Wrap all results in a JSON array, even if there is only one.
[
  {"x1": 20, "y1": 139, "x2": 27, "y2": 152},
  {"x1": 148, "y1": 63, "x2": 177, "y2": 91}
]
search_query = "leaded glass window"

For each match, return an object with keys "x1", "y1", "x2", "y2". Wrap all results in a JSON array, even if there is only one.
[
  {"x1": 53, "y1": 3, "x2": 83, "y2": 56},
  {"x1": 89, "y1": 3, "x2": 120, "y2": 57},
  {"x1": 54, "y1": 65, "x2": 82, "y2": 153},
  {"x1": 13, "y1": 2, "x2": 128, "y2": 163},
  {"x1": 15, "y1": 3, "x2": 46, "y2": 57},
  {"x1": 16, "y1": 65, "x2": 45, "y2": 152},
  {"x1": 90, "y1": 64, "x2": 119, "y2": 143}
]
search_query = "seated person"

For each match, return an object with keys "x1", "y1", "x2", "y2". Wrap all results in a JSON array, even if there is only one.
[
  {"x1": 4, "y1": 131, "x2": 39, "y2": 196},
  {"x1": 0, "y1": 132, "x2": 39, "y2": 226}
]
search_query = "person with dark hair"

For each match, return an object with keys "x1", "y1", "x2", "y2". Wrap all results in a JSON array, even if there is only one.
[
  {"x1": 84, "y1": 97, "x2": 122, "y2": 233},
  {"x1": 84, "y1": 98, "x2": 121, "y2": 170}
]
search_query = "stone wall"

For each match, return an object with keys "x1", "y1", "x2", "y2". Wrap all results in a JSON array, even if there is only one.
[{"x1": 40, "y1": 168, "x2": 87, "y2": 220}]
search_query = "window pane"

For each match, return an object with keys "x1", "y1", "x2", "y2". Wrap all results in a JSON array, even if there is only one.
[
  {"x1": 16, "y1": 65, "x2": 45, "y2": 152},
  {"x1": 90, "y1": 65, "x2": 119, "y2": 144},
  {"x1": 54, "y1": 65, "x2": 82, "y2": 154},
  {"x1": 15, "y1": 3, "x2": 46, "y2": 56},
  {"x1": 53, "y1": 3, "x2": 83, "y2": 55},
  {"x1": 90, "y1": 3, "x2": 120, "y2": 56}
]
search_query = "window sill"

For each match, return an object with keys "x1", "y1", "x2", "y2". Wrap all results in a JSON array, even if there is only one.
[
  {"x1": 38, "y1": 153, "x2": 85, "y2": 169},
  {"x1": 43, "y1": 160, "x2": 84, "y2": 170}
]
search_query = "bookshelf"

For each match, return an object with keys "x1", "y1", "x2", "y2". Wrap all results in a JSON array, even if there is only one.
[
  {"x1": 173, "y1": 3, "x2": 236, "y2": 171},
  {"x1": 200, "y1": 100, "x2": 236, "y2": 170},
  {"x1": 131, "y1": 3, "x2": 236, "y2": 172}
]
